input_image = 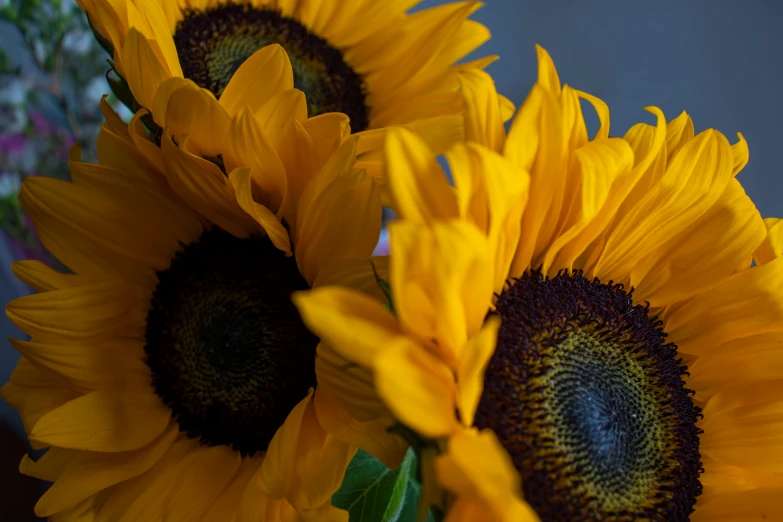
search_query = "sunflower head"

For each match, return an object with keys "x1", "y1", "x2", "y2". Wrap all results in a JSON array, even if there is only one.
[
  {"x1": 294, "y1": 44, "x2": 783, "y2": 522},
  {"x1": 2, "y1": 67, "x2": 383, "y2": 519},
  {"x1": 78, "y1": 0, "x2": 502, "y2": 171}
]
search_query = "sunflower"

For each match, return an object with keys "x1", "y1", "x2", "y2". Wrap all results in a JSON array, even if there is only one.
[
  {"x1": 78, "y1": 0, "x2": 505, "y2": 170},
  {"x1": 1, "y1": 89, "x2": 382, "y2": 520},
  {"x1": 293, "y1": 46, "x2": 783, "y2": 521}
]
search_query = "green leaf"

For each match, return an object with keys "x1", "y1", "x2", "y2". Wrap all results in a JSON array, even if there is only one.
[{"x1": 333, "y1": 449, "x2": 440, "y2": 522}]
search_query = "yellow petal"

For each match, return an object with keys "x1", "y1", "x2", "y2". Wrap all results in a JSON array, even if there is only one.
[
  {"x1": 256, "y1": 389, "x2": 314, "y2": 497},
  {"x1": 312, "y1": 256, "x2": 390, "y2": 301},
  {"x1": 701, "y1": 380, "x2": 783, "y2": 473},
  {"x1": 30, "y1": 389, "x2": 170, "y2": 452},
  {"x1": 459, "y1": 69, "x2": 505, "y2": 153},
  {"x1": 507, "y1": 87, "x2": 568, "y2": 274},
  {"x1": 160, "y1": 134, "x2": 257, "y2": 237},
  {"x1": 288, "y1": 396, "x2": 355, "y2": 514},
  {"x1": 612, "y1": 119, "x2": 667, "y2": 220},
  {"x1": 503, "y1": 83, "x2": 544, "y2": 173},
  {"x1": 543, "y1": 137, "x2": 636, "y2": 274},
  {"x1": 429, "y1": 17, "x2": 490, "y2": 72},
  {"x1": 47, "y1": 498, "x2": 97, "y2": 522},
  {"x1": 227, "y1": 167, "x2": 291, "y2": 253},
  {"x1": 159, "y1": 81, "x2": 231, "y2": 157},
  {"x1": 2, "y1": 360, "x2": 79, "y2": 443},
  {"x1": 292, "y1": 287, "x2": 401, "y2": 368},
  {"x1": 70, "y1": 149, "x2": 202, "y2": 246},
  {"x1": 499, "y1": 94, "x2": 515, "y2": 123},
  {"x1": 731, "y1": 132, "x2": 749, "y2": 177},
  {"x1": 403, "y1": 113, "x2": 465, "y2": 158},
  {"x1": 633, "y1": 178, "x2": 765, "y2": 307},
  {"x1": 220, "y1": 44, "x2": 294, "y2": 116},
  {"x1": 688, "y1": 331, "x2": 783, "y2": 400},
  {"x1": 315, "y1": 342, "x2": 391, "y2": 423},
  {"x1": 576, "y1": 89, "x2": 610, "y2": 140},
  {"x1": 447, "y1": 142, "x2": 529, "y2": 293},
  {"x1": 296, "y1": 169, "x2": 381, "y2": 285},
  {"x1": 274, "y1": 119, "x2": 318, "y2": 232},
  {"x1": 666, "y1": 255, "x2": 783, "y2": 355},
  {"x1": 692, "y1": 487, "x2": 783, "y2": 522},
  {"x1": 99, "y1": 95, "x2": 129, "y2": 138},
  {"x1": 301, "y1": 112, "x2": 351, "y2": 169},
  {"x1": 33, "y1": 424, "x2": 177, "y2": 517},
  {"x1": 313, "y1": 387, "x2": 407, "y2": 469},
  {"x1": 444, "y1": 496, "x2": 539, "y2": 522},
  {"x1": 373, "y1": 337, "x2": 459, "y2": 438},
  {"x1": 94, "y1": 438, "x2": 200, "y2": 522},
  {"x1": 127, "y1": 110, "x2": 169, "y2": 174},
  {"x1": 559, "y1": 86, "x2": 588, "y2": 152},
  {"x1": 665, "y1": 111, "x2": 695, "y2": 160},
  {"x1": 150, "y1": 76, "x2": 189, "y2": 128},
  {"x1": 129, "y1": 0, "x2": 181, "y2": 76},
  {"x1": 436, "y1": 429, "x2": 536, "y2": 521},
  {"x1": 700, "y1": 455, "x2": 783, "y2": 498},
  {"x1": 255, "y1": 88, "x2": 308, "y2": 135},
  {"x1": 596, "y1": 127, "x2": 733, "y2": 281},
  {"x1": 163, "y1": 444, "x2": 242, "y2": 522},
  {"x1": 371, "y1": 2, "x2": 481, "y2": 91},
  {"x1": 78, "y1": 0, "x2": 124, "y2": 58},
  {"x1": 385, "y1": 127, "x2": 458, "y2": 223},
  {"x1": 20, "y1": 174, "x2": 179, "y2": 274},
  {"x1": 9, "y1": 337, "x2": 148, "y2": 394},
  {"x1": 456, "y1": 316, "x2": 500, "y2": 428},
  {"x1": 19, "y1": 446, "x2": 78, "y2": 482},
  {"x1": 12, "y1": 260, "x2": 83, "y2": 292},
  {"x1": 295, "y1": 136, "x2": 360, "y2": 235},
  {"x1": 225, "y1": 108, "x2": 287, "y2": 213},
  {"x1": 123, "y1": 28, "x2": 171, "y2": 109},
  {"x1": 390, "y1": 220, "x2": 495, "y2": 366},
  {"x1": 533, "y1": 44, "x2": 561, "y2": 94},
  {"x1": 754, "y1": 217, "x2": 783, "y2": 265},
  {"x1": 6, "y1": 282, "x2": 146, "y2": 341},
  {"x1": 200, "y1": 459, "x2": 258, "y2": 522}
]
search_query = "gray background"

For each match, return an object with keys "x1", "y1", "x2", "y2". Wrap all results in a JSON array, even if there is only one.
[{"x1": 2, "y1": 0, "x2": 782, "y2": 519}]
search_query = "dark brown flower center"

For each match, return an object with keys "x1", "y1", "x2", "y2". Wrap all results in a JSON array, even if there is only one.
[
  {"x1": 474, "y1": 270, "x2": 703, "y2": 521},
  {"x1": 144, "y1": 227, "x2": 317, "y2": 456},
  {"x1": 173, "y1": 3, "x2": 369, "y2": 132}
]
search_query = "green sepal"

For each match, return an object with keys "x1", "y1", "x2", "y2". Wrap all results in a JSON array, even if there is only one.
[
  {"x1": 88, "y1": 17, "x2": 114, "y2": 57},
  {"x1": 371, "y1": 259, "x2": 394, "y2": 313},
  {"x1": 105, "y1": 65, "x2": 137, "y2": 114},
  {"x1": 140, "y1": 112, "x2": 163, "y2": 146}
]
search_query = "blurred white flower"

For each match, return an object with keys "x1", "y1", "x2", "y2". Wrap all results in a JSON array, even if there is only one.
[
  {"x1": 59, "y1": 0, "x2": 77, "y2": 15},
  {"x1": 0, "y1": 77, "x2": 33, "y2": 105},
  {"x1": 63, "y1": 29, "x2": 93, "y2": 54},
  {"x1": 111, "y1": 98, "x2": 134, "y2": 122},
  {"x1": 0, "y1": 172, "x2": 21, "y2": 198},
  {"x1": 82, "y1": 75, "x2": 108, "y2": 107},
  {"x1": 0, "y1": 106, "x2": 28, "y2": 134},
  {"x1": 32, "y1": 39, "x2": 47, "y2": 67}
]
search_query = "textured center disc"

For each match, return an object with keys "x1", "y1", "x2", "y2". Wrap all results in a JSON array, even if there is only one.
[
  {"x1": 173, "y1": 3, "x2": 369, "y2": 132},
  {"x1": 144, "y1": 228, "x2": 317, "y2": 456},
  {"x1": 474, "y1": 270, "x2": 702, "y2": 521}
]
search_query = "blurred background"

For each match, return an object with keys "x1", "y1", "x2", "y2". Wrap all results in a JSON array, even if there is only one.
[{"x1": 1, "y1": 0, "x2": 782, "y2": 519}]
